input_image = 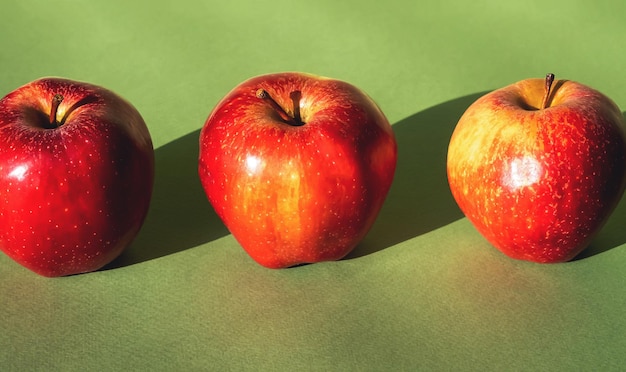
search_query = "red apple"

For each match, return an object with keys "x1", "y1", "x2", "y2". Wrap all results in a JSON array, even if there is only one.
[
  {"x1": 447, "y1": 73, "x2": 626, "y2": 263},
  {"x1": 0, "y1": 77, "x2": 154, "y2": 276},
  {"x1": 198, "y1": 72, "x2": 397, "y2": 268}
]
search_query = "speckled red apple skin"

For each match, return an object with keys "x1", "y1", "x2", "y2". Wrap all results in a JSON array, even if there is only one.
[
  {"x1": 447, "y1": 78, "x2": 626, "y2": 263},
  {"x1": 198, "y1": 73, "x2": 397, "y2": 268},
  {"x1": 0, "y1": 78, "x2": 154, "y2": 276}
]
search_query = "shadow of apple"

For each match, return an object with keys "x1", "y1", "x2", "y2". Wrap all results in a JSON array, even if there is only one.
[
  {"x1": 576, "y1": 111, "x2": 626, "y2": 259},
  {"x1": 346, "y1": 92, "x2": 488, "y2": 259},
  {"x1": 103, "y1": 129, "x2": 229, "y2": 269}
]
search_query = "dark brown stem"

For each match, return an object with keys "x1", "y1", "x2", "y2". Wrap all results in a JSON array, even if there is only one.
[
  {"x1": 290, "y1": 91, "x2": 302, "y2": 124},
  {"x1": 49, "y1": 94, "x2": 64, "y2": 126},
  {"x1": 541, "y1": 73, "x2": 555, "y2": 109},
  {"x1": 256, "y1": 89, "x2": 303, "y2": 126}
]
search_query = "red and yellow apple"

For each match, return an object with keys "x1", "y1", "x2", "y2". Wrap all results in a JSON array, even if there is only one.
[
  {"x1": 198, "y1": 72, "x2": 397, "y2": 268},
  {"x1": 0, "y1": 77, "x2": 154, "y2": 276},
  {"x1": 447, "y1": 74, "x2": 626, "y2": 263}
]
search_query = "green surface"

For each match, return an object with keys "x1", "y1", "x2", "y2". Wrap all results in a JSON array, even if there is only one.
[{"x1": 2, "y1": 0, "x2": 626, "y2": 370}]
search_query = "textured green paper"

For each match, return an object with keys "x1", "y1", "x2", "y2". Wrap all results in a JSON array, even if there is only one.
[{"x1": 2, "y1": 0, "x2": 626, "y2": 370}]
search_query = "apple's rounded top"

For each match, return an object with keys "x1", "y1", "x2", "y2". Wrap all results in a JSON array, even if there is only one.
[
  {"x1": 0, "y1": 77, "x2": 153, "y2": 151},
  {"x1": 206, "y1": 71, "x2": 393, "y2": 135},
  {"x1": 478, "y1": 75, "x2": 625, "y2": 125}
]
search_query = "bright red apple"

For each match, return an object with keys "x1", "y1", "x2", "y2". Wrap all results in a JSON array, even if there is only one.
[
  {"x1": 0, "y1": 77, "x2": 154, "y2": 276},
  {"x1": 198, "y1": 72, "x2": 397, "y2": 268},
  {"x1": 447, "y1": 73, "x2": 626, "y2": 263}
]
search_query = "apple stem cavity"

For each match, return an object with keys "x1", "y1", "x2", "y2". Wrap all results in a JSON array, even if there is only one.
[
  {"x1": 541, "y1": 73, "x2": 555, "y2": 110},
  {"x1": 256, "y1": 89, "x2": 304, "y2": 126},
  {"x1": 49, "y1": 94, "x2": 64, "y2": 127}
]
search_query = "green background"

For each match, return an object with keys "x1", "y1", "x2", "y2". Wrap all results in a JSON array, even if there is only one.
[{"x1": 2, "y1": 0, "x2": 626, "y2": 370}]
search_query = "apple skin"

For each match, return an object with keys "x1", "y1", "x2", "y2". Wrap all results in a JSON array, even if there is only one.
[
  {"x1": 447, "y1": 76, "x2": 626, "y2": 263},
  {"x1": 0, "y1": 77, "x2": 154, "y2": 276},
  {"x1": 198, "y1": 72, "x2": 397, "y2": 268}
]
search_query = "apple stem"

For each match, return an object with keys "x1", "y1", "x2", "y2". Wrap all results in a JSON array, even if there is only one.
[
  {"x1": 290, "y1": 91, "x2": 303, "y2": 124},
  {"x1": 49, "y1": 94, "x2": 64, "y2": 126},
  {"x1": 256, "y1": 89, "x2": 303, "y2": 126},
  {"x1": 541, "y1": 73, "x2": 555, "y2": 110}
]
